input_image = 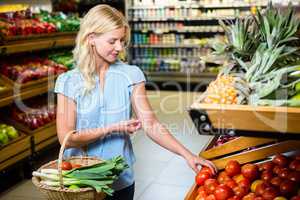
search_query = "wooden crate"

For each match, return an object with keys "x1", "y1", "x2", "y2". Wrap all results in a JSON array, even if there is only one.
[
  {"x1": 0, "y1": 74, "x2": 57, "y2": 90},
  {"x1": 0, "y1": 131, "x2": 30, "y2": 164},
  {"x1": 0, "y1": 76, "x2": 13, "y2": 98},
  {"x1": 1, "y1": 32, "x2": 77, "y2": 44},
  {"x1": 189, "y1": 103, "x2": 300, "y2": 135},
  {"x1": 185, "y1": 136, "x2": 300, "y2": 200},
  {"x1": 3, "y1": 117, "x2": 56, "y2": 136}
]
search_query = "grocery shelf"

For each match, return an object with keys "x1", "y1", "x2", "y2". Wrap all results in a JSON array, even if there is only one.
[
  {"x1": 133, "y1": 29, "x2": 224, "y2": 33},
  {"x1": 0, "y1": 83, "x2": 52, "y2": 108},
  {"x1": 129, "y1": 16, "x2": 238, "y2": 22},
  {"x1": 128, "y1": 3, "x2": 267, "y2": 9},
  {"x1": 132, "y1": 44, "x2": 202, "y2": 48},
  {"x1": 0, "y1": 34, "x2": 76, "y2": 54},
  {"x1": 145, "y1": 71, "x2": 217, "y2": 84}
]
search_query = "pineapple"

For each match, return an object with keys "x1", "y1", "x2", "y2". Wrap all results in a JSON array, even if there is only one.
[
  {"x1": 200, "y1": 4, "x2": 300, "y2": 107},
  {"x1": 203, "y1": 75, "x2": 238, "y2": 104}
]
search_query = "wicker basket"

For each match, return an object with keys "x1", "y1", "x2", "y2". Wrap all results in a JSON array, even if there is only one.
[{"x1": 32, "y1": 131, "x2": 106, "y2": 200}]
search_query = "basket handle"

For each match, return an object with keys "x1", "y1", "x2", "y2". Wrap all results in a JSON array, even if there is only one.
[{"x1": 57, "y1": 130, "x2": 78, "y2": 189}]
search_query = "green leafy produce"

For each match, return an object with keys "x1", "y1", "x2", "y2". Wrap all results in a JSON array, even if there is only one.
[
  {"x1": 33, "y1": 156, "x2": 128, "y2": 196},
  {"x1": 48, "y1": 51, "x2": 74, "y2": 69}
]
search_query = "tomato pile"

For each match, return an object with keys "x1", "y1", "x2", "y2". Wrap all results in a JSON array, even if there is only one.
[
  {"x1": 61, "y1": 161, "x2": 82, "y2": 170},
  {"x1": 195, "y1": 154, "x2": 300, "y2": 200}
]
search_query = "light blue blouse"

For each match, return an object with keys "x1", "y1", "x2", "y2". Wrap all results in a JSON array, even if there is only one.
[{"x1": 54, "y1": 60, "x2": 146, "y2": 190}]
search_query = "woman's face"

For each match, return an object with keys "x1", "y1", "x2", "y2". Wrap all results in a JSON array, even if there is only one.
[{"x1": 92, "y1": 27, "x2": 126, "y2": 64}]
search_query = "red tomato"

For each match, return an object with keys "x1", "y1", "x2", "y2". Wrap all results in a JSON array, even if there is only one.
[
  {"x1": 217, "y1": 171, "x2": 231, "y2": 184},
  {"x1": 233, "y1": 186, "x2": 248, "y2": 198},
  {"x1": 196, "y1": 171, "x2": 211, "y2": 186},
  {"x1": 291, "y1": 196, "x2": 300, "y2": 200},
  {"x1": 204, "y1": 179, "x2": 219, "y2": 194},
  {"x1": 289, "y1": 160, "x2": 300, "y2": 172},
  {"x1": 226, "y1": 179, "x2": 238, "y2": 189},
  {"x1": 278, "y1": 168, "x2": 290, "y2": 179},
  {"x1": 262, "y1": 187, "x2": 278, "y2": 200},
  {"x1": 71, "y1": 164, "x2": 82, "y2": 169},
  {"x1": 61, "y1": 161, "x2": 72, "y2": 170},
  {"x1": 288, "y1": 171, "x2": 300, "y2": 183},
  {"x1": 241, "y1": 164, "x2": 259, "y2": 181},
  {"x1": 196, "y1": 194, "x2": 206, "y2": 200},
  {"x1": 253, "y1": 197, "x2": 264, "y2": 200},
  {"x1": 255, "y1": 182, "x2": 270, "y2": 196},
  {"x1": 214, "y1": 184, "x2": 233, "y2": 200},
  {"x1": 238, "y1": 178, "x2": 251, "y2": 190},
  {"x1": 228, "y1": 196, "x2": 241, "y2": 200},
  {"x1": 206, "y1": 194, "x2": 217, "y2": 200},
  {"x1": 261, "y1": 171, "x2": 273, "y2": 182},
  {"x1": 201, "y1": 166, "x2": 214, "y2": 176},
  {"x1": 233, "y1": 174, "x2": 246, "y2": 183},
  {"x1": 273, "y1": 154, "x2": 289, "y2": 167},
  {"x1": 242, "y1": 193, "x2": 256, "y2": 200},
  {"x1": 280, "y1": 179, "x2": 296, "y2": 195},
  {"x1": 197, "y1": 186, "x2": 207, "y2": 196},
  {"x1": 260, "y1": 162, "x2": 274, "y2": 172},
  {"x1": 273, "y1": 165, "x2": 283, "y2": 175},
  {"x1": 225, "y1": 160, "x2": 241, "y2": 177},
  {"x1": 270, "y1": 176, "x2": 283, "y2": 187}
]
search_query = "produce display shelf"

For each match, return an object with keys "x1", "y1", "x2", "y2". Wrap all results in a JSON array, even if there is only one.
[
  {"x1": 184, "y1": 135, "x2": 300, "y2": 200},
  {"x1": 145, "y1": 71, "x2": 217, "y2": 84},
  {"x1": 189, "y1": 103, "x2": 300, "y2": 138},
  {"x1": 0, "y1": 84, "x2": 51, "y2": 108},
  {"x1": 0, "y1": 32, "x2": 77, "y2": 44},
  {"x1": 0, "y1": 77, "x2": 13, "y2": 99},
  {"x1": 0, "y1": 34, "x2": 76, "y2": 54},
  {"x1": 0, "y1": 132, "x2": 31, "y2": 171}
]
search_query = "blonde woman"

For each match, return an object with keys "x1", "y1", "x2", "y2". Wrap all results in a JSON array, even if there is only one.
[{"x1": 55, "y1": 4, "x2": 216, "y2": 200}]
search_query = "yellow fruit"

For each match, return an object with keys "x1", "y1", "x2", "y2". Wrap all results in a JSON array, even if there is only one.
[
  {"x1": 203, "y1": 75, "x2": 238, "y2": 104},
  {"x1": 250, "y1": 180, "x2": 263, "y2": 193},
  {"x1": 274, "y1": 197, "x2": 287, "y2": 200}
]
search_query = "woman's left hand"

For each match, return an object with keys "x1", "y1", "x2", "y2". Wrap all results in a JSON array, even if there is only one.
[{"x1": 186, "y1": 154, "x2": 217, "y2": 174}]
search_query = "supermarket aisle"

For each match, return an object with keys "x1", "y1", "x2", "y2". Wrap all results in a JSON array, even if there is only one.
[{"x1": 0, "y1": 91, "x2": 213, "y2": 200}]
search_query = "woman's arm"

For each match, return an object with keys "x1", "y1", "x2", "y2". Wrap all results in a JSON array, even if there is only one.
[
  {"x1": 56, "y1": 93, "x2": 141, "y2": 148},
  {"x1": 131, "y1": 83, "x2": 217, "y2": 174}
]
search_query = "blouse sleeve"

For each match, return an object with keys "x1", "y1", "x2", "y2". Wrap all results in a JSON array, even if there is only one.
[
  {"x1": 127, "y1": 66, "x2": 146, "y2": 93},
  {"x1": 54, "y1": 73, "x2": 78, "y2": 102}
]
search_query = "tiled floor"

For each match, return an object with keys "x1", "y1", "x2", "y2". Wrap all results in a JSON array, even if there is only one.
[{"x1": 0, "y1": 91, "x2": 213, "y2": 200}]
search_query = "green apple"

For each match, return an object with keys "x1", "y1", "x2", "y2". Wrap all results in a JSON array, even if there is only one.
[
  {"x1": 0, "y1": 130, "x2": 9, "y2": 145},
  {"x1": 6, "y1": 126, "x2": 18, "y2": 139},
  {"x1": 0, "y1": 124, "x2": 7, "y2": 129}
]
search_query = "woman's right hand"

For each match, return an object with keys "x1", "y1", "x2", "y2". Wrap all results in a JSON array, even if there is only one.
[{"x1": 110, "y1": 119, "x2": 142, "y2": 134}]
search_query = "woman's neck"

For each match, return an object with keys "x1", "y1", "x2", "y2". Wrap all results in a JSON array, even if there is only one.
[{"x1": 95, "y1": 58, "x2": 110, "y2": 74}]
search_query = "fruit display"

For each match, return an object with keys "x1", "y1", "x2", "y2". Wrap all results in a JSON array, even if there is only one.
[
  {"x1": 48, "y1": 51, "x2": 74, "y2": 69},
  {"x1": 0, "y1": 10, "x2": 56, "y2": 37},
  {"x1": 36, "y1": 10, "x2": 80, "y2": 32},
  {"x1": 0, "y1": 9, "x2": 80, "y2": 38},
  {"x1": 0, "y1": 123, "x2": 19, "y2": 146},
  {"x1": 194, "y1": 154, "x2": 300, "y2": 200},
  {"x1": 8, "y1": 97, "x2": 56, "y2": 130},
  {"x1": 199, "y1": 4, "x2": 300, "y2": 107},
  {"x1": 0, "y1": 57, "x2": 67, "y2": 83}
]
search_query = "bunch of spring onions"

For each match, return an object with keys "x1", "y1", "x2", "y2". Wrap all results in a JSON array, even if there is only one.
[{"x1": 32, "y1": 156, "x2": 128, "y2": 196}]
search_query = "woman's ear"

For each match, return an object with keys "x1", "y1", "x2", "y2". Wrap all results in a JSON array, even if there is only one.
[{"x1": 87, "y1": 33, "x2": 95, "y2": 46}]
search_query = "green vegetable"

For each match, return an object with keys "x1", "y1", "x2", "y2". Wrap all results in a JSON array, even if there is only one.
[{"x1": 33, "y1": 156, "x2": 128, "y2": 196}]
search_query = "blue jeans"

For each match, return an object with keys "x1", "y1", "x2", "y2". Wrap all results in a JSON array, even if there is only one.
[{"x1": 106, "y1": 183, "x2": 135, "y2": 200}]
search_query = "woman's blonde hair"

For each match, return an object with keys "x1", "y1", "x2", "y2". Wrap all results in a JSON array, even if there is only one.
[{"x1": 73, "y1": 4, "x2": 130, "y2": 93}]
